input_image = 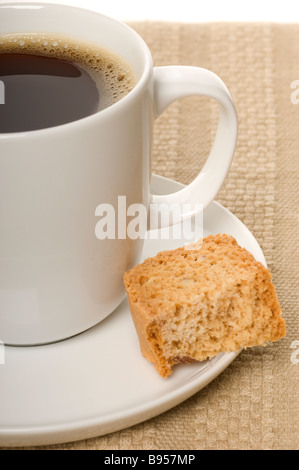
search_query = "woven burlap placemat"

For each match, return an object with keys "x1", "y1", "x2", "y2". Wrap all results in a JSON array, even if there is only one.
[{"x1": 28, "y1": 22, "x2": 299, "y2": 450}]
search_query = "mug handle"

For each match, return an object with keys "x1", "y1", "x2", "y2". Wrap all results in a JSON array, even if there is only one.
[{"x1": 149, "y1": 66, "x2": 238, "y2": 229}]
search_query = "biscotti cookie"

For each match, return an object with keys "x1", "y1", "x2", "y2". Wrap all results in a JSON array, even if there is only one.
[{"x1": 123, "y1": 234, "x2": 286, "y2": 378}]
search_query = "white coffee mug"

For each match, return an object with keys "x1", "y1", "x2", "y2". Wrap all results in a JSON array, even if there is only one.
[{"x1": 0, "y1": 2, "x2": 237, "y2": 345}]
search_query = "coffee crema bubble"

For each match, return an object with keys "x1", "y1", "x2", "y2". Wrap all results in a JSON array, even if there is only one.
[{"x1": 0, "y1": 33, "x2": 137, "y2": 132}]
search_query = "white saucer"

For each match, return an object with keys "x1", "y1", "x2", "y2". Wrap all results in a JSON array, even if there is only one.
[{"x1": 0, "y1": 175, "x2": 267, "y2": 448}]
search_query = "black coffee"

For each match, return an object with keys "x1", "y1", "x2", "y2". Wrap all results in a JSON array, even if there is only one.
[{"x1": 0, "y1": 33, "x2": 136, "y2": 133}]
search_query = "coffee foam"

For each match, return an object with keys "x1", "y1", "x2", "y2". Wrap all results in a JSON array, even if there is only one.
[{"x1": 0, "y1": 33, "x2": 137, "y2": 109}]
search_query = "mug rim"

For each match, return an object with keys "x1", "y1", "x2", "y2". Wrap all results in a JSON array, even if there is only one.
[{"x1": 0, "y1": 1, "x2": 153, "y2": 139}]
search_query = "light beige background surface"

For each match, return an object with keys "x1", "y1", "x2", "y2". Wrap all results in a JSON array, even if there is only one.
[{"x1": 11, "y1": 21, "x2": 299, "y2": 450}]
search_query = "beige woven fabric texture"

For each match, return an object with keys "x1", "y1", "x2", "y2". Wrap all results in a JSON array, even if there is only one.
[{"x1": 37, "y1": 22, "x2": 299, "y2": 450}]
